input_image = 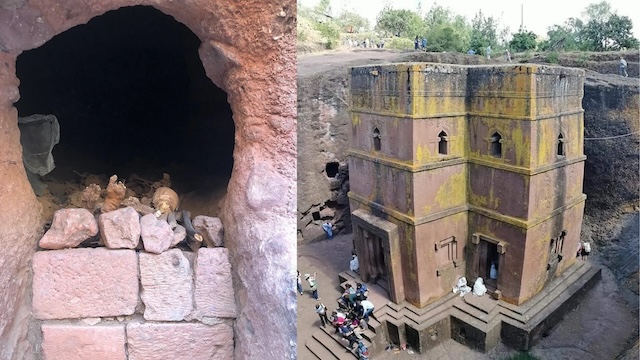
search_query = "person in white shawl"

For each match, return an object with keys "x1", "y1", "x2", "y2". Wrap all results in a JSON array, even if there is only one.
[
  {"x1": 452, "y1": 276, "x2": 472, "y2": 297},
  {"x1": 472, "y1": 277, "x2": 487, "y2": 296},
  {"x1": 350, "y1": 254, "x2": 359, "y2": 272}
]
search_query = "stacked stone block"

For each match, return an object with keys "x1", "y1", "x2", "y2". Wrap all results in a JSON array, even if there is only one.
[{"x1": 33, "y1": 247, "x2": 236, "y2": 359}]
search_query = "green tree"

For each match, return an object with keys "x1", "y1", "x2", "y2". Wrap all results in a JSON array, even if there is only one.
[
  {"x1": 582, "y1": 13, "x2": 639, "y2": 50},
  {"x1": 469, "y1": 10, "x2": 499, "y2": 54},
  {"x1": 423, "y1": 4, "x2": 471, "y2": 52},
  {"x1": 375, "y1": 7, "x2": 425, "y2": 38},
  {"x1": 336, "y1": 10, "x2": 370, "y2": 32},
  {"x1": 510, "y1": 29, "x2": 537, "y2": 52}
]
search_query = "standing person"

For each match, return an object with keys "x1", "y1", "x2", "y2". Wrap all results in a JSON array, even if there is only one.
[
  {"x1": 505, "y1": 49, "x2": 511, "y2": 62},
  {"x1": 414, "y1": 36, "x2": 419, "y2": 50},
  {"x1": 422, "y1": 37, "x2": 427, "y2": 51},
  {"x1": 619, "y1": 57, "x2": 628, "y2": 77},
  {"x1": 322, "y1": 221, "x2": 333, "y2": 239},
  {"x1": 581, "y1": 241, "x2": 592, "y2": 260},
  {"x1": 297, "y1": 270, "x2": 303, "y2": 295},
  {"x1": 305, "y1": 272, "x2": 320, "y2": 300},
  {"x1": 350, "y1": 254, "x2": 359, "y2": 272},
  {"x1": 315, "y1": 303, "x2": 330, "y2": 328},
  {"x1": 380, "y1": 39, "x2": 385, "y2": 48},
  {"x1": 486, "y1": 45, "x2": 492, "y2": 59}
]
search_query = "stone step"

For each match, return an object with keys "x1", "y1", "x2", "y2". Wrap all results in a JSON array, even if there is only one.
[
  {"x1": 523, "y1": 263, "x2": 592, "y2": 321},
  {"x1": 526, "y1": 265, "x2": 600, "y2": 327},
  {"x1": 319, "y1": 324, "x2": 372, "y2": 359},
  {"x1": 306, "y1": 337, "x2": 340, "y2": 360},
  {"x1": 499, "y1": 261, "x2": 584, "y2": 316},
  {"x1": 452, "y1": 298, "x2": 500, "y2": 324},
  {"x1": 312, "y1": 329, "x2": 358, "y2": 359}
]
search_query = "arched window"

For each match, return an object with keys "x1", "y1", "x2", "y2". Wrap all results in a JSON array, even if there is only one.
[
  {"x1": 373, "y1": 128, "x2": 381, "y2": 151},
  {"x1": 438, "y1": 131, "x2": 448, "y2": 155},
  {"x1": 557, "y1": 133, "x2": 565, "y2": 157},
  {"x1": 490, "y1": 132, "x2": 502, "y2": 157}
]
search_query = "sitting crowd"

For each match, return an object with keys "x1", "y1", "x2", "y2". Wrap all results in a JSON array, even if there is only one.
[{"x1": 314, "y1": 282, "x2": 373, "y2": 360}]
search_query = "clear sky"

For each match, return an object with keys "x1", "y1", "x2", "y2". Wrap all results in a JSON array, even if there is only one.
[{"x1": 300, "y1": 0, "x2": 640, "y2": 38}]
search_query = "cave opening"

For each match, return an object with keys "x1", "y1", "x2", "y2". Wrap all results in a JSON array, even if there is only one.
[{"x1": 14, "y1": 5, "x2": 234, "y2": 220}]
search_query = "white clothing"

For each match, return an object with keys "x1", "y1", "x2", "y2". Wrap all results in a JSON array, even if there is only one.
[
  {"x1": 361, "y1": 300, "x2": 374, "y2": 312},
  {"x1": 453, "y1": 276, "x2": 472, "y2": 297},
  {"x1": 473, "y1": 277, "x2": 487, "y2": 296},
  {"x1": 350, "y1": 255, "x2": 359, "y2": 272}
]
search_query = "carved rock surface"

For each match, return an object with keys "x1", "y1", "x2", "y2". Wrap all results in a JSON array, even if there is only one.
[
  {"x1": 140, "y1": 213, "x2": 173, "y2": 254},
  {"x1": 32, "y1": 248, "x2": 138, "y2": 319},
  {"x1": 139, "y1": 249, "x2": 193, "y2": 321},
  {"x1": 194, "y1": 248, "x2": 237, "y2": 318},
  {"x1": 126, "y1": 322, "x2": 233, "y2": 360},
  {"x1": 193, "y1": 215, "x2": 224, "y2": 247},
  {"x1": 41, "y1": 324, "x2": 126, "y2": 360},
  {"x1": 99, "y1": 206, "x2": 140, "y2": 249},
  {"x1": 39, "y1": 208, "x2": 98, "y2": 249}
]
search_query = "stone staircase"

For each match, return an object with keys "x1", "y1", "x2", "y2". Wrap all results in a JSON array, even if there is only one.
[
  {"x1": 307, "y1": 261, "x2": 601, "y2": 356},
  {"x1": 304, "y1": 270, "x2": 384, "y2": 359}
]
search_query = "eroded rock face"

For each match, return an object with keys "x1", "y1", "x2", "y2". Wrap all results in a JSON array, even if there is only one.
[{"x1": 0, "y1": 1, "x2": 296, "y2": 359}]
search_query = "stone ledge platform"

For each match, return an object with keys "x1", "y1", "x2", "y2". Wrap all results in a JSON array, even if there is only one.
[{"x1": 320, "y1": 261, "x2": 602, "y2": 357}]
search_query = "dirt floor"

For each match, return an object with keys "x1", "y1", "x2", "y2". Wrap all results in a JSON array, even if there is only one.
[{"x1": 297, "y1": 47, "x2": 639, "y2": 360}]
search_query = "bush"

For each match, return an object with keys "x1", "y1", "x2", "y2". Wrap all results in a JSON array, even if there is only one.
[
  {"x1": 576, "y1": 52, "x2": 589, "y2": 67},
  {"x1": 386, "y1": 37, "x2": 414, "y2": 50},
  {"x1": 297, "y1": 28, "x2": 308, "y2": 42},
  {"x1": 547, "y1": 51, "x2": 559, "y2": 64}
]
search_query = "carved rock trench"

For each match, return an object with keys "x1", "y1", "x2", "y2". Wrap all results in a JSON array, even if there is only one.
[{"x1": 0, "y1": 1, "x2": 296, "y2": 359}]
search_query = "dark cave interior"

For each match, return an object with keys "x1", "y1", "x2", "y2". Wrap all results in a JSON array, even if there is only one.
[{"x1": 14, "y1": 5, "x2": 234, "y2": 211}]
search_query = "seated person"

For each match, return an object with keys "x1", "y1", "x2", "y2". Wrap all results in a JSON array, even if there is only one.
[
  {"x1": 472, "y1": 277, "x2": 487, "y2": 296},
  {"x1": 452, "y1": 276, "x2": 472, "y2": 297},
  {"x1": 355, "y1": 283, "x2": 368, "y2": 300}
]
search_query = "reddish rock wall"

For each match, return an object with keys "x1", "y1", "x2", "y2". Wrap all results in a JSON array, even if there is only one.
[{"x1": 0, "y1": 1, "x2": 296, "y2": 359}]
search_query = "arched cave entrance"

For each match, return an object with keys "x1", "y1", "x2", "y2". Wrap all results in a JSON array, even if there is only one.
[{"x1": 15, "y1": 5, "x2": 233, "y2": 221}]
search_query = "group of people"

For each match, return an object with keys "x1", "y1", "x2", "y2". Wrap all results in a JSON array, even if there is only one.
[
  {"x1": 312, "y1": 282, "x2": 373, "y2": 358},
  {"x1": 453, "y1": 276, "x2": 488, "y2": 297},
  {"x1": 414, "y1": 36, "x2": 427, "y2": 51},
  {"x1": 344, "y1": 38, "x2": 385, "y2": 49}
]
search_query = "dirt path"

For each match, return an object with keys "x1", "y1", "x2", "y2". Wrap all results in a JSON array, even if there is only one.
[{"x1": 298, "y1": 48, "x2": 416, "y2": 77}]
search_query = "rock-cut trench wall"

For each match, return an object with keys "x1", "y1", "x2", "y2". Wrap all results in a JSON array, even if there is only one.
[{"x1": 0, "y1": 1, "x2": 297, "y2": 359}]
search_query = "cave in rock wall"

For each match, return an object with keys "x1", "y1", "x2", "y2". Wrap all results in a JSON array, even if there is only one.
[{"x1": 15, "y1": 5, "x2": 234, "y2": 211}]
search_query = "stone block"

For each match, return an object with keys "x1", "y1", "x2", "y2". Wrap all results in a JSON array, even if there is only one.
[
  {"x1": 99, "y1": 206, "x2": 140, "y2": 249},
  {"x1": 126, "y1": 322, "x2": 234, "y2": 360},
  {"x1": 139, "y1": 249, "x2": 193, "y2": 321},
  {"x1": 140, "y1": 213, "x2": 173, "y2": 254},
  {"x1": 39, "y1": 208, "x2": 99, "y2": 249},
  {"x1": 193, "y1": 215, "x2": 224, "y2": 247},
  {"x1": 41, "y1": 323, "x2": 126, "y2": 360},
  {"x1": 194, "y1": 247, "x2": 237, "y2": 318},
  {"x1": 32, "y1": 248, "x2": 138, "y2": 319},
  {"x1": 42, "y1": 323, "x2": 127, "y2": 360}
]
